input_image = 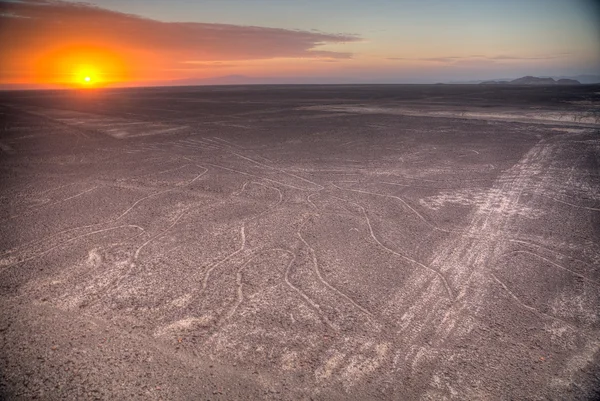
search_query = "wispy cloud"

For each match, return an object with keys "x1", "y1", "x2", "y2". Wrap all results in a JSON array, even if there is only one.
[
  {"x1": 489, "y1": 54, "x2": 568, "y2": 60},
  {"x1": 387, "y1": 54, "x2": 570, "y2": 63},
  {"x1": 0, "y1": 0, "x2": 360, "y2": 63}
]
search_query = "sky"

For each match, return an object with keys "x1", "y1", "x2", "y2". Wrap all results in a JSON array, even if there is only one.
[{"x1": 0, "y1": 0, "x2": 599, "y2": 87}]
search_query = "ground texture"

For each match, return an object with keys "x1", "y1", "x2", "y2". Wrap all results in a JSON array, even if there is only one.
[{"x1": 1, "y1": 85, "x2": 599, "y2": 400}]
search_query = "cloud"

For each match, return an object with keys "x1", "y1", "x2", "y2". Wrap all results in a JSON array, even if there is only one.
[
  {"x1": 0, "y1": 0, "x2": 360, "y2": 81},
  {"x1": 388, "y1": 54, "x2": 569, "y2": 63},
  {"x1": 387, "y1": 56, "x2": 472, "y2": 62},
  {"x1": 419, "y1": 57, "x2": 464, "y2": 63},
  {"x1": 489, "y1": 54, "x2": 568, "y2": 60}
]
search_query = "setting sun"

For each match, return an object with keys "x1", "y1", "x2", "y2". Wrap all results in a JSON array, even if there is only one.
[
  {"x1": 79, "y1": 74, "x2": 94, "y2": 86},
  {"x1": 24, "y1": 45, "x2": 130, "y2": 88},
  {"x1": 74, "y1": 64, "x2": 101, "y2": 87}
]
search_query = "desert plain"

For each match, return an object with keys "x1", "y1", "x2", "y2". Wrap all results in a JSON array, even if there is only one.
[{"x1": 0, "y1": 84, "x2": 599, "y2": 400}]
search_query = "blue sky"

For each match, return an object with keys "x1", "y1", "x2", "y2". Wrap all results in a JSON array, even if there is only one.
[{"x1": 74, "y1": 0, "x2": 600, "y2": 75}]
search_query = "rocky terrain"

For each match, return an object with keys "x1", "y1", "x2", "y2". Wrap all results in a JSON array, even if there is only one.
[{"x1": 1, "y1": 84, "x2": 599, "y2": 400}]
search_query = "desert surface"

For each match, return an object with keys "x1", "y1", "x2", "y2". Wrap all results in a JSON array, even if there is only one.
[{"x1": 0, "y1": 84, "x2": 599, "y2": 400}]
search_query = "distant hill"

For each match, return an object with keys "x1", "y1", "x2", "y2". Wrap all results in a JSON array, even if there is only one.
[
  {"x1": 510, "y1": 76, "x2": 559, "y2": 85},
  {"x1": 553, "y1": 74, "x2": 600, "y2": 84},
  {"x1": 452, "y1": 74, "x2": 599, "y2": 85},
  {"x1": 556, "y1": 78, "x2": 582, "y2": 85},
  {"x1": 479, "y1": 80, "x2": 509, "y2": 85},
  {"x1": 152, "y1": 75, "x2": 364, "y2": 86},
  {"x1": 479, "y1": 76, "x2": 581, "y2": 86}
]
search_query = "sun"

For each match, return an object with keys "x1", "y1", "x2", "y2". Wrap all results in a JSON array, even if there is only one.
[
  {"x1": 78, "y1": 71, "x2": 95, "y2": 86},
  {"x1": 34, "y1": 45, "x2": 131, "y2": 88},
  {"x1": 73, "y1": 64, "x2": 99, "y2": 87}
]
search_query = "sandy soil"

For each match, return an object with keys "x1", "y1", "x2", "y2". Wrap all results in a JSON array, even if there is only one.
[{"x1": 1, "y1": 85, "x2": 599, "y2": 400}]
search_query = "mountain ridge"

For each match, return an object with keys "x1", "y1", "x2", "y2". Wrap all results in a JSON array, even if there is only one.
[{"x1": 479, "y1": 76, "x2": 582, "y2": 85}]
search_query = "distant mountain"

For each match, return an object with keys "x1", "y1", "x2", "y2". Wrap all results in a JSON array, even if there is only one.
[
  {"x1": 479, "y1": 76, "x2": 582, "y2": 86},
  {"x1": 479, "y1": 80, "x2": 509, "y2": 85},
  {"x1": 153, "y1": 75, "x2": 365, "y2": 86},
  {"x1": 553, "y1": 74, "x2": 600, "y2": 84},
  {"x1": 510, "y1": 76, "x2": 559, "y2": 85},
  {"x1": 170, "y1": 74, "x2": 598, "y2": 86},
  {"x1": 2, "y1": 73, "x2": 597, "y2": 91},
  {"x1": 556, "y1": 78, "x2": 581, "y2": 85},
  {"x1": 452, "y1": 74, "x2": 599, "y2": 85}
]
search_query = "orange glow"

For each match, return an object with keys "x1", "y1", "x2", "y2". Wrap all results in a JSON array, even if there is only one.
[{"x1": 32, "y1": 45, "x2": 131, "y2": 87}]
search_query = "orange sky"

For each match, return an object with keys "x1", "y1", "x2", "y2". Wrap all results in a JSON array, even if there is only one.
[
  {"x1": 0, "y1": 0, "x2": 361, "y2": 87},
  {"x1": 0, "y1": 0, "x2": 598, "y2": 87}
]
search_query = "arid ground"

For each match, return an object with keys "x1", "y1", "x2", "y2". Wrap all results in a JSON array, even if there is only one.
[{"x1": 1, "y1": 85, "x2": 599, "y2": 400}]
